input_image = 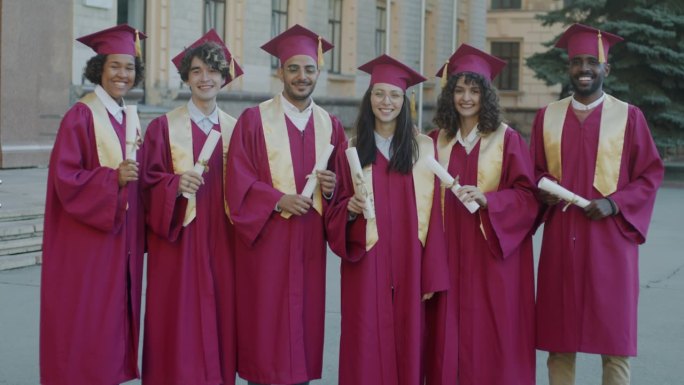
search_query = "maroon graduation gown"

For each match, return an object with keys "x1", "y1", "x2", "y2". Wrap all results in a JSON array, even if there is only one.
[
  {"x1": 141, "y1": 116, "x2": 236, "y2": 385},
  {"x1": 225, "y1": 106, "x2": 346, "y2": 384},
  {"x1": 530, "y1": 102, "x2": 664, "y2": 356},
  {"x1": 424, "y1": 127, "x2": 537, "y2": 385},
  {"x1": 325, "y1": 141, "x2": 449, "y2": 385},
  {"x1": 40, "y1": 102, "x2": 145, "y2": 385}
]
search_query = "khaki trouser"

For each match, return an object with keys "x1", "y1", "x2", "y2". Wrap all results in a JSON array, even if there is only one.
[{"x1": 547, "y1": 352, "x2": 631, "y2": 385}]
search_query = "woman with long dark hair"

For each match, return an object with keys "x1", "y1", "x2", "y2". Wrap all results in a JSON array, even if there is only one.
[
  {"x1": 424, "y1": 44, "x2": 538, "y2": 385},
  {"x1": 326, "y1": 54, "x2": 449, "y2": 385}
]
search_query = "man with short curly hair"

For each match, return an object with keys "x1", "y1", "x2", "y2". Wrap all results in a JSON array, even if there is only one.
[
  {"x1": 40, "y1": 24, "x2": 147, "y2": 385},
  {"x1": 140, "y1": 29, "x2": 242, "y2": 385}
]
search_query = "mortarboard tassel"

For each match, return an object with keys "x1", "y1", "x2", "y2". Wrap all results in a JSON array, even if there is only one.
[
  {"x1": 597, "y1": 31, "x2": 606, "y2": 64},
  {"x1": 410, "y1": 90, "x2": 417, "y2": 121},
  {"x1": 317, "y1": 36, "x2": 325, "y2": 68},
  {"x1": 441, "y1": 59, "x2": 449, "y2": 88},
  {"x1": 229, "y1": 56, "x2": 236, "y2": 80},
  {"x1": 135, "y1": 29, "x2": 142, "y2": 58}
]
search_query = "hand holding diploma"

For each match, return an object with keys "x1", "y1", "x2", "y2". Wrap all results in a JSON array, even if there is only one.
[
  {"x1": 125, "y1": 105, "x2": 141, "y2": 161},
  {"x1": 537, "y1": 177, "x2": 590, "y2": 210},
  {"x1": 301, "y1": 144, "x2": 335, "y2": 198},
  {"x1": 181, "y1": 129, "x2": 221, "y2": 198},
  {"x1": 425, "y1": 157, "x2": 480, "y2": 213},
  {"x1": 345, "y1": 147, "x2": 375, "y2": 219}
]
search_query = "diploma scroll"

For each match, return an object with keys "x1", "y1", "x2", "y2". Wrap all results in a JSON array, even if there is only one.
[
  {"x1": 345, "y1": 147, "x2": 375, "y2": 219},
  {"x1": 426, "y1": 157, "x2": 480, "y2": 213},
  {"x1": 301, "y1": 143, "x2": 335, "y2": 198},
  {"x1": 182, "y1": 129, "x2": 222, "y2": 199},
  {"x1": 125, "y1": 105, "x2": 141, "y2": 161},
  {"x1": 537, "y1": 177, "x2": 590, "y2": 208}
]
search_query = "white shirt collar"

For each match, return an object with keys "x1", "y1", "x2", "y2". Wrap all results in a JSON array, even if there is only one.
[
  {"x1": 572, "y1": 93, "x2": 606, "y2": 111},
  {"x1": 94, "y1": 85, "x2": 125, "y2": 124},
  {"x1": 187, "y1": 99, "x2": 219, "y2": 135},
  {"x1": 374, "y1": 131, "x2": 393, "y2": 160},
  {"x1": 456, "y1": 125, "x2": 480, "y2": 155},
  {"x1": 279, "y1": 93, "x2": 314, "y2": 132}
]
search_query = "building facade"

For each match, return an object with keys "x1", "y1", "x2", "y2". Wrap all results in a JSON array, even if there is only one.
[
  {"x1": 487, "y1": 0, "x2": 566, "y2": 134},
  {"x1": 1, "y1": 0, "x2": 510, "y2": 168}
]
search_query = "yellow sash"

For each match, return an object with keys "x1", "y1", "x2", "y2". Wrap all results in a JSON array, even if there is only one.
[
  {"x1": 543, "y1": 95, "x2": 627, "y2": 196},
  {"x1": 435, "y1": 124, "x2": 507, "y2": 207},
  {"x1": 167, "y1": 105, "x2": 236, "y2": 226},
  {"x1": 358, "y1": 134, "x2": 435, "y2": 250},
  {"x1": 477, "y1": 123, "x2": 507, "y2": 193},
  {"x1": 413, "y1": 134, "x2": 436, "y2": 247},
  {"x1": 80, "y1": 93, "x2": 123, "y2": 169},
  {"x1": 259, "y1": 96, "x2": 333, "y2": 218}
]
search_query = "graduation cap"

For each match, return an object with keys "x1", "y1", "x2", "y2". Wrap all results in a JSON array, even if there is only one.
[
  {"x1": 435, "y1": 44, "x2": 506, "y2": 87},
  {"x1": 171, "y1": 29, "x2": 244, "y2": 87},
  {"x1": 358, "y1": 54, "x2": 426, "y2": 91},
  {"x1": 555, "y1": 23, "x2": 624, "y2": 64},
  {"x1": 261, "y1": 24, "x2": 333, "y2": 67},
  {"x1": 77, "y1": 24, "x2": 146, "y2": 57},
  {"x1": 358, "y1": 54, "x2": 426, "y2": 119}
]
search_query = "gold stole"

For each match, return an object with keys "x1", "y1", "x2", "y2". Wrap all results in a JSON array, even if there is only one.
[
  {"x1": 361, "y1": 134, "x2": 435, "y2": 251},
  {"x1": 436, "y1": 124, "x2": 507, "y2": 207},
  {"x1": 259, "y1": 96, "x2": 333, "y2": 219},
  {"x1": 543, "y1": 95, "x2": 627, "y2": 196},
  {"x1": 80, "y1": 93, "x2": 123, "y2": 169},
  {"x1": 167, "y1": 105, "x2": 237, "y2": 227}
]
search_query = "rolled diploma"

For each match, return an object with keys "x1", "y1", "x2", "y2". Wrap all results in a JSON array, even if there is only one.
[
  {"x1": 426, "y1": 157, "x2": 480, "y2": 213},
  {"x1": 345, "y1": 147, "x2": 375, "y2": 219},
  {"x1": 537, "y1": 177, "x2": 590, "y2": 208},
  {"x1": 182, "y1": 129, "x2": 221, "y2": 198},
  {"x1": 125, "y1": 105, "x2": 140, "y2": 161},
  {"x1": 301, "y1": 143, "x2": 335, "y2": 198}
]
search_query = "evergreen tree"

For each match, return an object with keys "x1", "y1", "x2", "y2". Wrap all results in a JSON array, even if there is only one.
[{"x1": 527, "y1": 0, "x2": 684, "y2": 151}]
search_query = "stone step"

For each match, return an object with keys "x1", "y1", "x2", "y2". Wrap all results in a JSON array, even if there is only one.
[
  {"x1": 0, "y1": 251, "x2": 42, "y2": 271},
  {"x1": 0, "y1": 236, "x2": 42, "y2": 256},
  {"x1": 0, "y1": 217, "x2": 43, "y2": 240}
]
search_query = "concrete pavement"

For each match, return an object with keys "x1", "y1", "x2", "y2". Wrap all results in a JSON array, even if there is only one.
[{"x1": 0, "y1": 166, "x2": 682, "y2": 384}]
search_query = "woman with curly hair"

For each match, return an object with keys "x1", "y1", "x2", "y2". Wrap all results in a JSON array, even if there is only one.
[
  {"x1": 424, "y1": 44, "x2": 538, "y2": 385},
  {"x1": 326, "y1": 55, "x2": 449, "y2": 385},
  {"x1": 40, "y1": 25, "x2": 147, "y2": 385}
]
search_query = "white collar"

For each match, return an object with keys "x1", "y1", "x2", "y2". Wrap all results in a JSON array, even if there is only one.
[
  {"x1": 456, "y1": 125, "x2": 480, "y2": 145},
  {"x1": 456, "y1": 125, "x2": 480, "y2": 155},
  {"x1": 280, "y1": 93, "x2": 314, "y2": 115},
  {"x1": 94, "y1": 85, "x2": 126, "y2": 122},
  {"x1": 187, "y1": 99, "x2": 219, "y2": 125},
  {"x1": 374, "y1": 131, "x2": 393, "y2": 159},
  {"x1": 572, "y1": 93, "x2": 605, "y2": 111}
]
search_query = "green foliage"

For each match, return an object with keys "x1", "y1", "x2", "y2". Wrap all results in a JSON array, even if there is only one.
[{"x1": 526, "y1": 0, "x2": 684, "y2": 141}]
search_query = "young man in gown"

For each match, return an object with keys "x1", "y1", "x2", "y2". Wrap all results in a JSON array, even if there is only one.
[
  {"x1": 531, "y1": 24, "x2": 664, "y2": 385},
  {"x1": 141, "y1": 30, "x2": 242, "y2": 385},
  {"x1": 225, "y1": 24, "x2": 347, "y2": 385}
]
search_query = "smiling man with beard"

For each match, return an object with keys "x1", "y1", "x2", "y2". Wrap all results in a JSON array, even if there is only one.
[
  {"x1": 225, "y1": 24, "x2": 347, "y2": 385},
  {"x1": 529, "y1": 24, "x2": 664, "y2": 385}
]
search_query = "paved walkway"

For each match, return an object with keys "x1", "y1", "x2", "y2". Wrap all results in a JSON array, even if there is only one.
[{"x1": 0, "y1": 167, "x2": 682, "y2": 384}]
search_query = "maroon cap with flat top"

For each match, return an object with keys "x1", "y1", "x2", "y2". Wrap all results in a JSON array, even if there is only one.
[
  {"x1": 436, "y1": 43, "x2": 506, "y2": 83},
  {"x1": 358, "y1": 54, "x2": 426, "y2": 91},
  {"x1": 260, "y1": 24, "x2": 333, "y2": 66},
  {"x1": 171, "y1": 29, "x2": 244, "y2": 87},
  {"x1": 555, "y1": 23, "x2": 623, "y2": 63},
  {"x1": 77, "y1": 24, "x2": 146, "y2": 57}
]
